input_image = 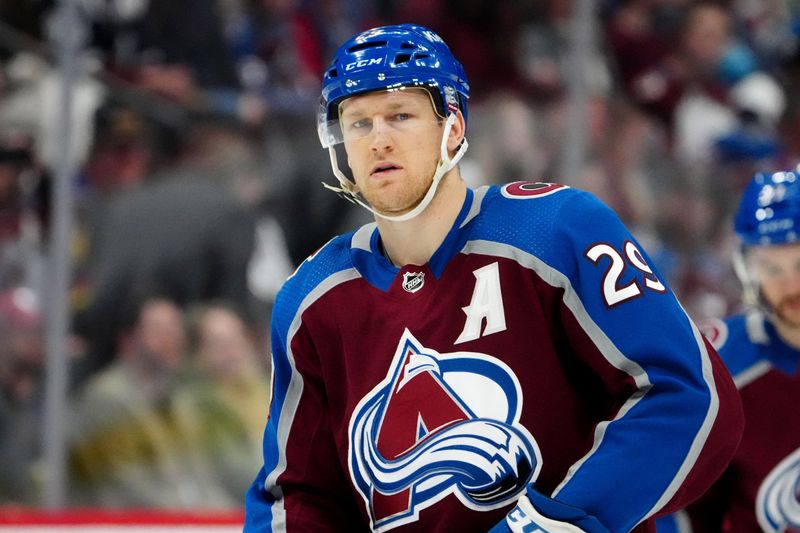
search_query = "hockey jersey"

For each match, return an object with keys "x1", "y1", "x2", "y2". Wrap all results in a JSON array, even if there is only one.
[
  {"x1": 656, "y1": 311, "x2": 800, "y2": 532},
  {"x1": 245, "y1": 182, "x2": 743, "y2": 532}
]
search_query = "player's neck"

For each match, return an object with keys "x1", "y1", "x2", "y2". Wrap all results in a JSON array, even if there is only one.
[{"x1": 376, "y1": 170, "x2": 467, "y2": 267}]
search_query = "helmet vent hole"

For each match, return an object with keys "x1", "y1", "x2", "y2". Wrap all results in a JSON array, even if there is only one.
[
  {"x1": 414, "y1": 53, "x2": 430, "y2": 60},
  {"x1": 347, "y1": 41, "x2": 387, "y2": 53},
  {"x1": 394, "y1": 53, "x2": 411, "y2": 65},
  {"x1": 400, "y1": 42, "x2": 417, "y2": 49},
  {"x1": 328, "y1": 68, "x2": 338, "y2": 78}
]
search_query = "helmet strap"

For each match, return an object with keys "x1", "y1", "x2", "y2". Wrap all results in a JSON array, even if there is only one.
[
  {"x1": 322, "y1": 113, "x2": 468, "y2": 222},
  {"x1": 733, "y1": 245, "x2": 787, "y2": 324},
  {"x1": 732, "y1": 246, "x2": 760, "y2": 309}
]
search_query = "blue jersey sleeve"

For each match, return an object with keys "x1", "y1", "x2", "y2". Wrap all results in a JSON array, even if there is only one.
[
  {"x1": 244, "y1": 311, "x2": 294, "y2": 532},
  {"x1": 245, "y1": 464, "x2": 275, "y2": 531},
  {"x1": 513, "y1": 189, "x2": 742, "y2": 531},
  {"x1": 244, "y1": 236, "x2": 365, "y2": 532}
]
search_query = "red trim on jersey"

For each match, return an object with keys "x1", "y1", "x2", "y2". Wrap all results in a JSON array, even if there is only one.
[
  {"x1": 502, "y1": 182, "x2": 568, "y2": 198},
  {"x1": 0, "y1": 508, "x2": 245, "y2": 525}
]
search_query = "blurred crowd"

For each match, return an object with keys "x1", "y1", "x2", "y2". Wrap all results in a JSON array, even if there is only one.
[{"x1": 0, "y1": 0, "x2": 799, "y2": 511}]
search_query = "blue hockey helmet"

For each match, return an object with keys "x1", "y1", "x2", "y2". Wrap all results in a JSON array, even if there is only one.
[
  {"x1": 317, "y1": 24, "x2": 470, "y2": 148},
  {"x1": 733, "y1": 168, "x2": 800, "y2": 313},
  {"x1": 734, "y1": 169, "x2": 800, "y2": 246}
]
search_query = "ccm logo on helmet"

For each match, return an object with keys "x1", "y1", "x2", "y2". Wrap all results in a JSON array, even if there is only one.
[{"x1": 345, "y1": 58, "x2": 383, "y2": 71}]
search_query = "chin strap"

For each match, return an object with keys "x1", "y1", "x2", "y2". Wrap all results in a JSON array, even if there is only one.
[
  {"x1": 733, "y1": 245, "x2": 781, "y2": 323},
  {"x1": 732, "y1": 246, "x2": 758, "y2": 309},
  {"x1": 322, "y1": 112, "x2": 469, "y2": 222}
]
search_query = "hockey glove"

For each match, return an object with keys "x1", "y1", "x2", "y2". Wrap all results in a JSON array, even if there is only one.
[{"x1": 488, "y1": 486, "x2": 611, "y2": 533}]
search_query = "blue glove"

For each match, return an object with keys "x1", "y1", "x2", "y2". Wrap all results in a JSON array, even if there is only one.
[{"x1": 488, "y1": 487, "x2": 610, "y2": 533}]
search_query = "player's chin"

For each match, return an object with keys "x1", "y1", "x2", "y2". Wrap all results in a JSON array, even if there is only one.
[
  {"x1": 373, "y1": 203, "x2": 415, "y2": 217},
  {"x1": 367, "y1": 192, "x2": 419, "y2": 216},
  {"x1": 776, "y1": 304, "x2": 800, "y2": 328}
]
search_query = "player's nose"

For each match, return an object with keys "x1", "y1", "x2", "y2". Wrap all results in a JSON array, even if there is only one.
[{"x1": 369, "y1": 118, "x2": 394, "y2": 152}]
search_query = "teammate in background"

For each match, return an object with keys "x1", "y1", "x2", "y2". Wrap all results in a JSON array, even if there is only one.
[
  {"x1": 656, "y1": 169, "x2": 800, "y2": 532},
  {"x1": 245, "y1": 24, "x2": 744, "y2": 532}
]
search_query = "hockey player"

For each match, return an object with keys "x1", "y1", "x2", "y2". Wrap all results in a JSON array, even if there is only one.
[
  {"x1": 245, "y1": 24, "x2": 743, "y2": 532},
  {"x1": 657, "y1": 169, "x2": 800, "y2": 532}
]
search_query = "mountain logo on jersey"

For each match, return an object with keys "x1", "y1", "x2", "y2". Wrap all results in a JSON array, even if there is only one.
[
  {"x1": 756, "y1": 447, "x2": 800, "y2": 532},
  {"x1": 348, "y1": 329, "x2": 540, "y2": 531}
]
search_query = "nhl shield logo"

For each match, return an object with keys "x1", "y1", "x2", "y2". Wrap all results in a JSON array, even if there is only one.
[{"x1": 402, "y1": 271, "x2": 425, "y2": 293}]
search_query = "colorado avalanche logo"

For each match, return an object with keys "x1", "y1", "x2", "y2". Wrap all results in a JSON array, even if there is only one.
[
  {"x1": 757, "y1": 447, "x2": 800, "y2": 532},
  {"x1": 501, "y1": 181, "x2": 568, "y2": 199},
  {"x1": 698, "y1": 318, "x2": 728, "y2": 350},
  {"x1": 348, "y1": 329, "x2": 540, "y2": 531}
]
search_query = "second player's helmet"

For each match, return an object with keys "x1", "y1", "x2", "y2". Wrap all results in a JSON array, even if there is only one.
[
  {"x1": 734, "y1": 169, "x2": 800, "y2": 246},
  {"x1": 317, "y1": 24, "x2": 470, "y2": 149},
  {"x1": 733, "y1": 168, "x2": 800, "y2": 310}
]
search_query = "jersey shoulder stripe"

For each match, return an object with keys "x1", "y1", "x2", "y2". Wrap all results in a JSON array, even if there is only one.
[
  {"x1": 710, "y1": 314, "x2": 767, "y2": 382},
  {"x1": 272, "y1": 232, "x2": 357, "y2": 338},
  {"x1": 714, "y1": 313, "x2": 798, "y2": 385},
  {"x1": 474, "y1": 183, "x2": 641, "y2": 281}
]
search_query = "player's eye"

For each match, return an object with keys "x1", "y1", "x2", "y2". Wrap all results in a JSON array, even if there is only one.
[
  {"x1": 350, "y1": 118, "x2": 371, "y2": 130},
  {"x1": 343, "y1": 118, "x2": 372, "y2": 139},
  {"x1": 390, "y1": 113, "x2": 418, "y2": 131},
  {"x1": 761, "y1": 264, "x2": 782, "y2": 278}
]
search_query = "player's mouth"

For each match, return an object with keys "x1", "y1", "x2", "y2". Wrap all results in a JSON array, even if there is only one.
[
  {"x1": 777, "y1": 294, "x2": 800, "y2": 322},
  {"x1": 780, "y1": 295, "x2": 800, "y2": 310},
  {"x1": 370, "y1": 162, "x2": 403, "y2": 177}
]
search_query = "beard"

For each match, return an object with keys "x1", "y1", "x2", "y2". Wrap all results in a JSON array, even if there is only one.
[
  {"x1": 360, "y1": 166, "x2": 437, "y2": 216},
  {"x1": 773, "y1": 293, "x2": 800, "y2": 328},
  {"x1": 363, "y1": 180, "x2": 425, "y2": 214}
]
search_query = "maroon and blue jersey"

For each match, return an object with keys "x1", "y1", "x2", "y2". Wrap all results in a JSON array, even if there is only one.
[
  {"x1": 245, "y1": 183, "x2": 743, "y2": 532},
  {"x1": 657, "y1": 312, "x2": 800, "y2": 533}
]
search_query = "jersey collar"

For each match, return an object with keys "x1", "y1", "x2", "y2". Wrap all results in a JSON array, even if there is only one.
[
  {"x1": 350, "y1": 187, "x2": 478, "y2": 291},
  {"x1": 751, "y1": 312, "x2": 800, "y2": 374}
]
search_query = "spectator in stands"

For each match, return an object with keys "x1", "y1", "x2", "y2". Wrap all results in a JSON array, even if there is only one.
[
  {"x1": 68, "y1": 296, "x2": 231, "y2": 508},
  {"x1": 172, "y1": 302, "x2": 270, "y2": 507},
  {"x1": 81, "y1": 0, "x2": 243, "y2": 117},
  {"x1": 73, "y1": 121, "x2": 259, "y2": 379},
  {"x1": 0, "y1": 134, "x2": 47, "y2": 294},
  {"x1": 0, "y1": 286, "x2": 43, "y2": 506}
]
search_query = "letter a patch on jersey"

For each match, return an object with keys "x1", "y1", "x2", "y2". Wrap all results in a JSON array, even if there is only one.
[
  {"x1": 348, "y1": 329, "x2": 540, "y2": 531},
  {"x1": 456, "y1": 262, "x2": 507, "y2": 344}
]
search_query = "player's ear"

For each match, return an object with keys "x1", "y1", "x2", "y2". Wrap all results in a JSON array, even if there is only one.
[{"x1": 446, "y1": 110, "x2": 466, "y2": 154}]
